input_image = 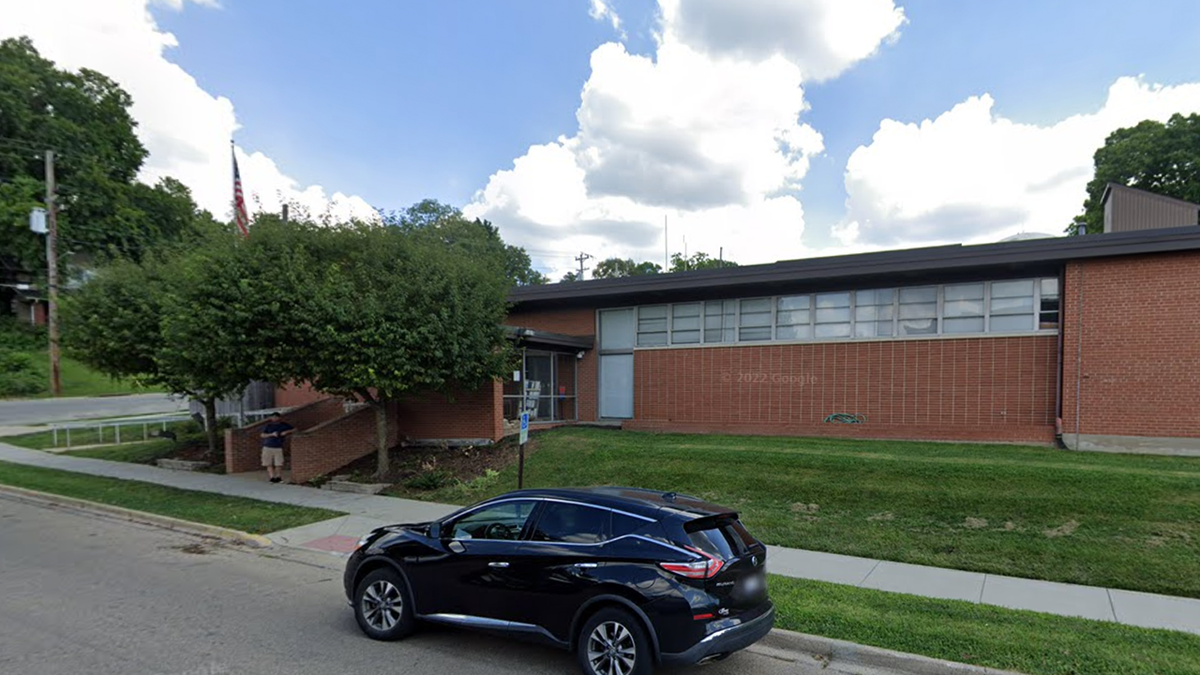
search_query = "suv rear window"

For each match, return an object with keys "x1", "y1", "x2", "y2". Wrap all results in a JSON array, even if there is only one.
[{"x1": 685, "y1": 518, "x2": 758, "y2": 561}]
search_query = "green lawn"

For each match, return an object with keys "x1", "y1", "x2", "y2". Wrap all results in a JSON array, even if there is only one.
[
  {"x1": 65, "y1": 439, "x2": 183, "y2": 464},
  {"x1": 771, "y1": 575, "x2": 1200, "y2": 675},
  {"x1": 1, "y1": 350, "x2": 163, "y2": 399},
  {"x1": 393, "y1": 427, "x2": 1200, "y2": 598},
  {"x1": 0, "y1": 460, "x2": 340, "y2": 534}
]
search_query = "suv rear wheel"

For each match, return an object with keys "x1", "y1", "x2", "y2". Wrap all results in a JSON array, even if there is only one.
[
  {"x1": 577, "y1": 607, "x2": 652, "y2": 675},
  {"x1": 353, "y1": 568, "x2": 415, "y2": 641}
]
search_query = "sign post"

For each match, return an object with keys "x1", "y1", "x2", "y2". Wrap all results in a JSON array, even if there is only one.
[{"x1": 518, "y1": 412, "x2": 529, "y2": 489}]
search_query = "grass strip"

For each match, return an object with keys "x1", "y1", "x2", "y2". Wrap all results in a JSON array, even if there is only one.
[
  {"x1": 770, "y1": 575, "x2": 1200, "y2": 675},
  {"x1": 0, "y1": 460, "x2": 341, "y2": 534}
]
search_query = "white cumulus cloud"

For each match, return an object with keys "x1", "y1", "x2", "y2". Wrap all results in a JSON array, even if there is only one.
[
  {"x1": 0, "y1": 0, "x2": 376, "y2": 223},
  {"x1": 466, "y1": 0, "x2": 903, "y2": 278},
  {"x1": 588, "y1": 0, "x2": 624, "y2": 37},
  {"x1": 841, "y1": 77, "x2": 1200, "y2": 247},
  {"x1": 660, "y1": 0, "x2": 906, "y2": 82}
]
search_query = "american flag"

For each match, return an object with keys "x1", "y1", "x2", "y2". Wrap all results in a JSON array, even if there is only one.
[{"x1": 232, "y1": 144, "x2": 249, "y2": 237}]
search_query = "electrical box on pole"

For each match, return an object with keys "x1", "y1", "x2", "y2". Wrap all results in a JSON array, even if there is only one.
[{"x1": 30, "y1": 208, "x2": 47, "y2": 234}]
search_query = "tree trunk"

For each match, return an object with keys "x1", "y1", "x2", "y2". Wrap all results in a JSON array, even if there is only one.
[
  {"x1": 203, "y1": 396, "x2": 219, "y2": 459},
  {"x1": 373, "y1": 400, "x2": 390, "y2": 480}
]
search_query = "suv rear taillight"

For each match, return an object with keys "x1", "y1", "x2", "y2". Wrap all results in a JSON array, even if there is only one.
[{"x1": 659, "y1": 547, "x2": 724, "y2": 579}]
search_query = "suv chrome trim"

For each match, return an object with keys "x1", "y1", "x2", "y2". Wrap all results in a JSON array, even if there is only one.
[
  {"x1": 451, "y1": 496, "x2": 656, "y2": 526},
  {"x1": 420, "y1": 613, "x2": 562, "y2": 644}
]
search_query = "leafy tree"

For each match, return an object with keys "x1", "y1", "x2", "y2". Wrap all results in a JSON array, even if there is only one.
[
  {"x1": 592, "y1": 257, "x2": 663, "y2": 279},
  {"x1": 0, "y1": 36, "x2": 207, "y2": 279},
  {"x1": 1072, "y1": 113, "x2": 1200, "y2": 235},
  {"x1": 60, "y1": 244, "x2": 257, "y2": 456},
  {"x1": 380, "y1": 199, "x2": 547, "y2": 286},
  {"x1": 560, "y1": 270, "x2": 580, "y2": 283},
  {"x1": 251, "y1": 218, "x2": 513, "y2": 477},
  {"x1": 669, "y1": 251, "x2": 738, "y2": 272}
]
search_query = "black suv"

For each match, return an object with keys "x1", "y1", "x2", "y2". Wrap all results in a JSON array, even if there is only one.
[{"x1": 344, "y1": 487, "x2": 774, "y2": 675}]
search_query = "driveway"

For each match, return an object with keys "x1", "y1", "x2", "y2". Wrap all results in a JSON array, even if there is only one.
[{"x1": 0, "y1": 393, "x2": 185, "y2": 426}]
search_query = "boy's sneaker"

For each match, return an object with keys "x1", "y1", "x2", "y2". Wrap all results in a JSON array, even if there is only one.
[{"x1": 270, "y1": 477, "x2": 281, "y2": 483}]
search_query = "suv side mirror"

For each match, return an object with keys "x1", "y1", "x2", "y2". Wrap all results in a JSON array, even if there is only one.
[{"x1": 428, "y1": 521, "x2": 442, "y2": 539}]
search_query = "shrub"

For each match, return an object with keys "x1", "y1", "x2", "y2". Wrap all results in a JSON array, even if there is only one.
[
  {"x1": 0, "y1": 351, "x2": 43, "y2": 397},
  {"x1": 0, "y1": 318, "x2": 47, "y2": 352},
  {"x1": 404, "y1": 470, "x2": 456, "y2": 490}
]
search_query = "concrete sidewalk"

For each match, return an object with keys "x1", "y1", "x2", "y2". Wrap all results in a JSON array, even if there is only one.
[{"x1": 2, "y1": 440, "x2": 1198, "y2": 636}]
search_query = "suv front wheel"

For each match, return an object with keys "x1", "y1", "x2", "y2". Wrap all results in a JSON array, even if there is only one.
[
  {"x1": 577, "y1": 607, "x2": 652, "y2": 675},
  {"x1": 353, "y1": 568, "x2": 415, "y2": 641}
]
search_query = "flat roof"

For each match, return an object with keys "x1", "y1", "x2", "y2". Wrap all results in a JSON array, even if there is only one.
[{"x1": 509, "y1": 225, "x2": 1200, "y2": 308}]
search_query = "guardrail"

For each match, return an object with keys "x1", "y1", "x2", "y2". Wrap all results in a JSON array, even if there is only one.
[{"x1": 46, "y1": 407, "x2": 288, "y2": 449}]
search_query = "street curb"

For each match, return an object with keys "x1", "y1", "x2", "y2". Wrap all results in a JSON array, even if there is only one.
[
  {"x1": 0, "y1": 483, "x2": 274, "y2": 549},
  {"x1": 749, "y1": 627, "x2": 1027, "y2": 675}
]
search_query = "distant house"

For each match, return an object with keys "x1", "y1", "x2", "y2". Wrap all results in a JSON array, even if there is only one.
[{"x1": 259, "y1": 184, "x2": 1200, "y2": 482}]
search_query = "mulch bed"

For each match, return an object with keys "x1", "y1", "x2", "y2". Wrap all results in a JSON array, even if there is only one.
[{"x1": 336, "y1": 437, "x2": 524, "y2": 485}]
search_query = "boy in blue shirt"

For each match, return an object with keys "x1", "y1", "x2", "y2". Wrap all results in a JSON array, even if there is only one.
[{"x1": 260, "y1": 412, "x2": 295, "y2": 483}]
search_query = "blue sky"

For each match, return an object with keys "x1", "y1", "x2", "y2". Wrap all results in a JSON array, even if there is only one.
[{"x1": 9, "y1": 0, "x2": 1200, "y2": 276}]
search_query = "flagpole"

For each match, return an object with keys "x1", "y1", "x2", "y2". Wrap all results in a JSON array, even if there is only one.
[{"x1": 230, "y1": 140, "x2": 236, "y2": 226}]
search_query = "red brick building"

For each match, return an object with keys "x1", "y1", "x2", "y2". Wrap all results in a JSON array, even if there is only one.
[
  {"x1": 242, "y1": 187, "x2": 1200, "y2": 480},
  {"x1": 505, "y1": 223, "x2": 1200, "y2": 454}
]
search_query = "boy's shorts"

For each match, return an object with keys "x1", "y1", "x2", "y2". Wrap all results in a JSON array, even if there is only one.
[{"x1": 261, "y1": 446, "x2": 284, "y2": 467}]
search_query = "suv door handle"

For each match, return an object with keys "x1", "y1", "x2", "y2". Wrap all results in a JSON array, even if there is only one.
[
  {"x1": 488, "y1": 561, "x2": 510, "y2": 568},
  {"x1": 573, "y1": 563, "x2": 598, "y2": 569}
]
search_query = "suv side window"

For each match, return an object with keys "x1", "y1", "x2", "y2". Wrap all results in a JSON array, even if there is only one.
[
  {"x1": 530, "y1": 502, "x2": 609, "y2": 544},
  {"x1": 610, "y1": 512, "x2": 649, "y2": 539},
  {"x1": 451, "y1": 500, "x2": 536, "y2": 541}
]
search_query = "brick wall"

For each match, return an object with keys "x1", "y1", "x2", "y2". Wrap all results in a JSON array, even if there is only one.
[
  {"x1": 394, "y1": 380, "x2": 503, "y2": 442},
  {"x1": 505, "y1": 307, "x2": 597, "y2": 421},
  {"x1": 276, "y1": 382, "x2": 328, "y2": 409},
  {"x1": 1062, "y1": 252, "x2": 1200, "y2": 439},
  {"x1": 628, "y1": 335, "x2": 1058, "y2": 444},
  {"x1": 224, "y1": 397, "x2": 346, "y2": 474},
  {"x1": 289, "y1": 404, "x2": 400, "y2": 484}
]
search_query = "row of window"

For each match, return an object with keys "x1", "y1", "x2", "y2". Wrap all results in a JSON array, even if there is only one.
[{"x1": 634, "y1": 278, "x2": 1060, "y2": 347}]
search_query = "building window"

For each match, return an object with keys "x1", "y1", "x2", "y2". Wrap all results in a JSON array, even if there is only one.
[
  {"x1": 612, "y1": 276, "x2": 1059, "y2": 349},
  {"x1": 989, "y1": 279, "x2": 1035, "y2": 332},
  {"x1": 704, "y1": 300, "x2": 736, "y2": 343},
  {"x1": 815, "y1": 292, "x2": 851, "y2": 338},
  {"x1": 854, "y1": 288, "x2": 895, "y2": 337},
  {"x1": 1039, "y1": 278, "x2": 1060, "y2": 329},
  {"x1": 776, "y1": 295, "x2": 811, "y2": 340},
  {"x1": 943, "y1": 283, "x2": 985, "y2": 334},
  {"x1": 670, "y1": 303, "x2": 701, "y2": 344},
  {"x1": 899, "y1": 286, "x2": 938, "y2": 336},
  {"x1": 738, "y1": 298, "x2": 772, "y2": 341},
  {"x1": 636, "y1": 305, "x2": 668, "y2": 347}
]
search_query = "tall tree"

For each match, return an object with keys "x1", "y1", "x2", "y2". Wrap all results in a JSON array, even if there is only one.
[
  {"x1": 0, "y1": 36, "x2": 206, "y2": 279},
  {"x1": 381, "y1": 199, "x2": 548, "y2": 286},
  {"x1": 592, "y1": 257, "x2": 663, "y2": 279},
  {"x1": 1071, "y1": 113, "x2": 1200, "y2": 235},
  {"x1": 669, "y1": 251, "x2": 738, "y2": 272}
]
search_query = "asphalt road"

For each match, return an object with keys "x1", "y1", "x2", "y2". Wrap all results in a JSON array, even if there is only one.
[
  {"x1": 0, "y1": 498, "x2": 842, "y2": 675},
  {"x1": 0, "y1": 393, "x2": 186, "y2": 426}
]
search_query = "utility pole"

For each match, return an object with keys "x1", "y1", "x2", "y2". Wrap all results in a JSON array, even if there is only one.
[
  {"x1": 281, "y1": 203, "x2": 289, "y2": 224},
  {"x1": 45, "y1": 150, "x2": 62, "y2": 397},
  {"x1": 574, "y1": 252, "x2": 593, "y2": 280},
  {"x1": 664, "y1": 215, "x2": 668, "y2": 270}
]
